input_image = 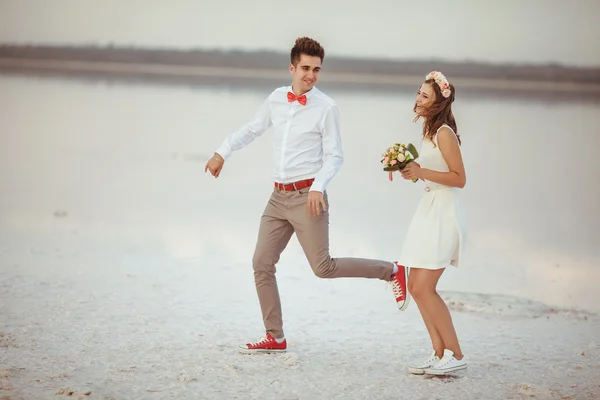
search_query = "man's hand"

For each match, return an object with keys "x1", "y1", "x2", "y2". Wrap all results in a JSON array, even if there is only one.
[
  {"x1": 205, "y1": 153, "x2": 225, "y2": 178},
  {"x1": 307, "y1": 190, "x2": 327, "y2": 216}
]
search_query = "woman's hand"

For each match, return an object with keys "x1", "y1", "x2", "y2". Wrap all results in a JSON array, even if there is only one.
[{"x1": 400, "y1": 161, "x2": 422, "y2": 181}]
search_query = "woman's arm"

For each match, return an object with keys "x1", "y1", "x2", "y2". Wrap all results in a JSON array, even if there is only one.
[{"x1": 401, "y1": 127, "x2": 466, "y2": 188}]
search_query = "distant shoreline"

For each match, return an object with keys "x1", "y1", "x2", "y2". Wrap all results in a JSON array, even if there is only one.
[{"x1": 1, "y1": 44, "x2": 599, "y2": 101}]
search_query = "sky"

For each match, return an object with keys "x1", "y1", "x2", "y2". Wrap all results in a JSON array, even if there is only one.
[{"x1": 0, "y1": 0, "x2": 599, "y2": 67}]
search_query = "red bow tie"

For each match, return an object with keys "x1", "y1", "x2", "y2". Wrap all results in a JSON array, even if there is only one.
[{"x1": 287, "y1": 91, "x2": 307, "y2": 105}]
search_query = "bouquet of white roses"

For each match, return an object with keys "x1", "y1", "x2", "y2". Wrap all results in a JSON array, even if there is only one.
[{"x1": 381, "y1": 142, "x2": 419, "y2": 182}]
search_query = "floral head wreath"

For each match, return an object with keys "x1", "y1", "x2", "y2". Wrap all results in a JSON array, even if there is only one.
[{"x1": 426, "y1": 71, "x2": 452, "y2": 98}]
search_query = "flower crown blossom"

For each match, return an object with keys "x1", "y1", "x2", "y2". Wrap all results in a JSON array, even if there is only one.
[{"x1": 426, "y1": 71, "x2": 452, "y2": 98}]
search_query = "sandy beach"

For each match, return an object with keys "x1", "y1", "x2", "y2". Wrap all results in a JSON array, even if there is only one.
[{"x1": 1, "y1": 240, "x2": 599, "y2": 400}]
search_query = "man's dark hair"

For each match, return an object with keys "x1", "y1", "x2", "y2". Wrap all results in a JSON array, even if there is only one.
[{"x1": 290, "y1": 37, "x2": 325, "y2": 65}]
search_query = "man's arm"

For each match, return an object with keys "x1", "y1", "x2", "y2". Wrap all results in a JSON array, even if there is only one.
[
  {"x1": 310, "y1": 105, "x2": 344, "y2": 193},
  {"x1": 215, "y1": 95, "x2": 272, "y2": 160}
]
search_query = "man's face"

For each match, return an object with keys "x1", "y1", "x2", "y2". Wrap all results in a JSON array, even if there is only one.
[{"x1": 289, "y1": 54, "x2": 321, "y2": 94}]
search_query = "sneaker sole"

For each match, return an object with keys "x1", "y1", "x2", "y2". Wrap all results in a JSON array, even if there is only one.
[
  {"x1": 237, "y1": 347, "x2": 287, "y2": 355},
  {"x1": 398, "y1": 292, "x2": 411, "y2": 311},
  {"x1": 407, "y1": 367, "x2": 426, "y2": 375},
  {"x1": 397, "y1": 266, "x2": 411, "y2": 311},
  {"x1": 424, "y1": 364, "x2": 467, "y2": 375}
]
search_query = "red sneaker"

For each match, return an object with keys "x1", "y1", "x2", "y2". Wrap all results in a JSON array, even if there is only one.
[
  {"x1": 391, "y1": 262, "x2": 410, "y2": 311},
  {"x1": 238, "y1": 333, "x2": 287, "y2": 354}
]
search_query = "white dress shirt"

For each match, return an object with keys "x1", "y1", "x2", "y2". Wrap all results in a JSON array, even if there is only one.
[{"x1": 215, "y1": 85, "x2": 343, "y2": 193}]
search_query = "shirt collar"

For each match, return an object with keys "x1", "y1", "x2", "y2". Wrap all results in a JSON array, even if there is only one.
[{"x1": 289, "y1": 85, "x2": 317, "y2": 99}]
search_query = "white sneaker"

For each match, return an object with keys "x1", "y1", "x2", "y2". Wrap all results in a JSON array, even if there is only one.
[
  {"x1": 424, "y1": 349, "x2": 467, "y2": 375},
  {"x1": 407, "y1": 350, "x2": 440, "y2": 375}
]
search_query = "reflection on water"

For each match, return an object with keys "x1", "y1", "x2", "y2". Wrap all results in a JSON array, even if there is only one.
[{"x1": 0, "y1": 75, "x2": 598, "y2": 311}]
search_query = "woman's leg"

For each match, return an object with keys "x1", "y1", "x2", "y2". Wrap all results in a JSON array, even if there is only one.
[{"x1": 408, "y1": 268, "x2": 463, "y2": 359}]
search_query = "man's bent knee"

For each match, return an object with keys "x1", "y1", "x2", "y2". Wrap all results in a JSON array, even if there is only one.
[{"x1": 312, "y1": 257, "x2": 335, "y2": 279}]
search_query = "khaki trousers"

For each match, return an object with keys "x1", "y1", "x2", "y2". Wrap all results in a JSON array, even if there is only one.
[{"x1": 252, "y1": 186, "x2": 394, "y2": 339}]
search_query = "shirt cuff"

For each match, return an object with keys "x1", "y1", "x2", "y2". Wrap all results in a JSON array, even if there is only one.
[
  {"x1": 214, "y1": 144, "x2": 232, "y2": 161},
  {"x1": 309, "y1": 180, "x2": 325, "y2": 192}
]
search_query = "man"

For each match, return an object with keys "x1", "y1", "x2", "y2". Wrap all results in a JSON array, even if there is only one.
[{"x1": 205, "y1": 37, "x2": 409, "y2": 354}]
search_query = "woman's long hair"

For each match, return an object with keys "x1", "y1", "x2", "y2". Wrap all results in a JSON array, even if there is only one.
[{"x1": 413, "y1": 79, "x2": 460, "y2": 146}]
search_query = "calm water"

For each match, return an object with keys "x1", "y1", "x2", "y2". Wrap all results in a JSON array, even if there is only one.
[{"x1": 0, "y1": 75, "x2": 599, "y2": 311}]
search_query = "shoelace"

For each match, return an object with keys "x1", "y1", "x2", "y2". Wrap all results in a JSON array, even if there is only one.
[
  {"x1": 413, "y1": 352, "x2": 439, "y2": 368},
  {"x1": 434, "y1": 355, "x2": 453, "y2": 368},
  {"x1": 391, "y1": 278, "x2": 405, "y2": 299},
  {"x1": 423, "y1": 354, "x2": 439, "y2": 366},
  {"x1": 249, "y1": 337, "x2": 271, "y2": 347}
]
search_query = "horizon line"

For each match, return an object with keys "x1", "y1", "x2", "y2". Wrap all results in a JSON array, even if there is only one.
[{"x1": 2, "y1": 43, "x2": 599, "y2": 72}]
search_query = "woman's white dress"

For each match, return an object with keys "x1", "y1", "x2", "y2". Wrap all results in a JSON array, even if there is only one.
[{"x1": 398, "y1": 125, "x2": 467, "y2": 270}]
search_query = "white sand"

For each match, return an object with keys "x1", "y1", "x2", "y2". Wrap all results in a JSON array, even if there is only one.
[{"x1": 1, "y1": 231, "x2": 599, "y2": 400}]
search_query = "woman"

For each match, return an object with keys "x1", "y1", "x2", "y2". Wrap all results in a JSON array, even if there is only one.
[{"x1": 395, "y1": 71, "x2": 467, "y2": 375}]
